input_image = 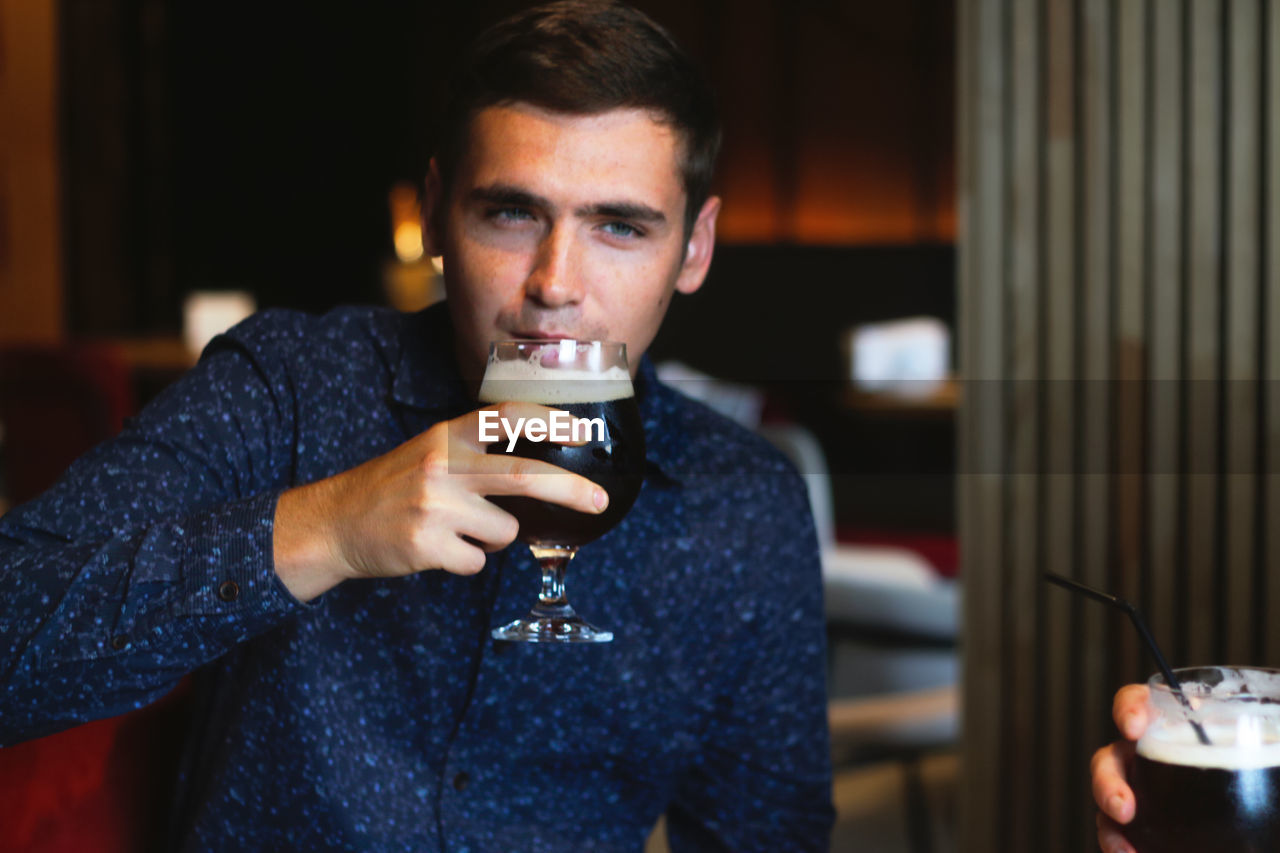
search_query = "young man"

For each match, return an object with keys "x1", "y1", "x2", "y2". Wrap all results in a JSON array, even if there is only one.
[{"x1": 0, "y1": 2, "x2": 834, "y2": 849}]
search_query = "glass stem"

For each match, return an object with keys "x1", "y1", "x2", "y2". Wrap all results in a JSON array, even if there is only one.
[{"x1": 529, "y1": 545, "x2": 577, "y2": 615}]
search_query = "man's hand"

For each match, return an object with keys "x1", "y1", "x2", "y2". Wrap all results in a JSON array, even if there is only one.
[
  {"x1": 1092, "y1": 683, "x2": 1150, "y2": 853},
  {"x1": 272, "y1": 402, "x2": 608, "y2": 601}
]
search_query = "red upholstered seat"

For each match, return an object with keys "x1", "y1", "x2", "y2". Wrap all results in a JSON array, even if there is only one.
[
  {"x1": 0, "y1": 686, "x2": 190, "y2": 853},
  {"x1": 0, "y1": 344, "x2": 188, "y2": 853},
  {"x1": 0, "y1": 343, "x2": 135, "y2": 505}
]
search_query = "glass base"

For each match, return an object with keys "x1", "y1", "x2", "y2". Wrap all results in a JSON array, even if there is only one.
[
  {"x1": 491, "y1": 608, "x2": 613, "y2": 643},
  {"x1": 493, "y1": 544, "x2": 613, "y2": 643}
]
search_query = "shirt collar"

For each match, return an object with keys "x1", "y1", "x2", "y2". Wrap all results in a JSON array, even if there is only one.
[
  {"x1": 633, "y1": 357, "x2": 685, "y2": 486},
  {"x1": 388, "y1": 303, "x2": 471, "y2": 417}
]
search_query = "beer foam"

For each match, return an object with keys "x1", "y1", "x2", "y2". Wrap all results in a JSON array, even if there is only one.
[
  {"x1": 478, "y1": 359, "x2": 634, "y2": 404},
  {"x1": 1139, "y1": 727, "x2": 1280, "y2": 770}
]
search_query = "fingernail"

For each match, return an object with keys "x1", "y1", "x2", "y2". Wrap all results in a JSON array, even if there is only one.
[
  {"x1": 1108, "y1": 793, "x2": 1126, "y2": 818},
  {"x1": 1123, "y1": 712, "x2": 1140, "y2": 738},
  {"x1": 593, "y1": 489, "x2": 608, "y2": 511}
]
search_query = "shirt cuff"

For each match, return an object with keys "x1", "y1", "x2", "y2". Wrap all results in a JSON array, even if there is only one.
[{"x1": 181, "y1": 490, "x2": 305, "y2": 619}]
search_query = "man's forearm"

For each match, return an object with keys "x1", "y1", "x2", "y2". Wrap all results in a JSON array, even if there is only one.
[{"x1": 273, "y1": 479, "x2": 351, "y2": 602}]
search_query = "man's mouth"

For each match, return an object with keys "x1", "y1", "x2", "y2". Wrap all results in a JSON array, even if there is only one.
[{"x1": 510, "y1": 329, "x2": 574, "y2": 341}]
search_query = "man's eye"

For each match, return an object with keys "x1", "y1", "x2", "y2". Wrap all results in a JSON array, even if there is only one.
[
  {"x1": 601, "y1": 221, "x2": 642, "y2": 239},
  {"x1": 488, "y1": 207, "x2": 534, "y2": 224}
]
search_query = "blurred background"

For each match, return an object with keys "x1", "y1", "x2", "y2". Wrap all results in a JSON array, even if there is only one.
[{"x1": 3, "y1": 1, "x2": 1278, "y2": 852}]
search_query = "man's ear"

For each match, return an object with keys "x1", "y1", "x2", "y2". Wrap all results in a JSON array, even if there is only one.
[
  {"x1": 674, "y1": 195, "x2": 720, "y2": 296},
  {"x1": 422, "y1": 158, "x2": 445, "y2": 257}
]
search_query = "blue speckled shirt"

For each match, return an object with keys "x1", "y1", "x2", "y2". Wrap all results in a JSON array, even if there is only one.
[{"x1": 0, "y1": 304, "x2": 834, "y2": 851}]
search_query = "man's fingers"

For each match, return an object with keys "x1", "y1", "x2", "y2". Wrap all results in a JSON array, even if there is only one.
[
  {"x1": 455, "y1": 495, "x2": 522, "y2": 552},
  {"x1": 1091, "y1": 742, "x2": 1136, "y2": 824},
  {"x1": 443, "y1": 453, "x2": 607, "y2": 514},
  {"x1": 427, "y1": 533, "x2": 489, "y2": 576},
  {"x1": 497, "y1": 457, "x2": 607, "y2": 514},
  {"x1": 1113, "y1": 684, "x2": 1150, "y2": 740},
  {"x1": 1096, "y1": 812, "x2": 1136, "y2": 853}
]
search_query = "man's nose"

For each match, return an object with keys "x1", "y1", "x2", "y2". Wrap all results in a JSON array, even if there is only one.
[{"x1": 523, "y1": 226, "x2": 583, "y2": 308}]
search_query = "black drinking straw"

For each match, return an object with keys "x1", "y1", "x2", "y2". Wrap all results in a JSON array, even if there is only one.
[{"x1": 1043, "y1": 572, "x2": 1212, "y2": 746}]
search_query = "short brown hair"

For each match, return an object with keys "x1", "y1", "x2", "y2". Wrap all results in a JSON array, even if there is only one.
[{"x1": 436, "y1": 0, "x2": 721, "y2": 238}]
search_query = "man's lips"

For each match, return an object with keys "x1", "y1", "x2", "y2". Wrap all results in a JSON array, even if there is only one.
[{"x1": 510, "y1": 330, "x2": 574, "y2": 340}]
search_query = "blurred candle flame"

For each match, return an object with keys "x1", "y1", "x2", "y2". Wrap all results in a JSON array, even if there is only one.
[
  {"x1": 389, "y1": 183, "x2": 425, "y2": 263},
  {"x1": 384, "y1": 181, "x2": 445, "y2": 311}
]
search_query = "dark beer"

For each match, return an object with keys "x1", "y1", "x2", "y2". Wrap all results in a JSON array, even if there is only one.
[
  {"x1": 1127, "y1": 742, "x2": 1280, "y2": 851},
  {"x1": 479, "y1": 359, "x2": 644, "y2": 547},
  {"x1": 487, "y1": 397, "x2": 644, "y2": 546},
  {"x1": 1125, "y1": 666, "x2": 1280, "y2": 853}
]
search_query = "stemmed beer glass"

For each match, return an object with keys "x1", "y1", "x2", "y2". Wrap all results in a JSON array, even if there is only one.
[{"x1": 479, "y1": 340, "x2": 644, "y2": 643}]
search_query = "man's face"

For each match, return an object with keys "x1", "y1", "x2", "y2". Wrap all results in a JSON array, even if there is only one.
[{"x1": 426, "y1": 103, "x2": 719, "y2": 380}]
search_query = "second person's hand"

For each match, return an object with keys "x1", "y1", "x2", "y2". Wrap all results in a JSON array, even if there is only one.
[{"x1": 1091, "y1": 683, "x2": 1150, "y2": 853}]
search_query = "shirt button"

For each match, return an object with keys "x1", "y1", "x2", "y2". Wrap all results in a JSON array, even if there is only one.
[
  {"x1": 452, "y1": 771, "x2": 470, "y2": 792},
  {"x1": 217, "y1": 580, "x2": 240, "y2": 602},
  {"x1": 110, "y1": 635, "x2": 128, "y2": 650}
]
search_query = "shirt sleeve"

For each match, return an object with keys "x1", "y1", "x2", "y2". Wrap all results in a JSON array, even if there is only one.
[
  {"x1": 665, "y1": 467, "x2": 836, "y2": 851},
  {"x1": 0, "y1": 325, "x2": 309, "y2": 746}
]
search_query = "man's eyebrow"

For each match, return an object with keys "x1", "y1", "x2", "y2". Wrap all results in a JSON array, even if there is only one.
[
  {"x1": 576, "y1": 201, "x2": 667, "y2": 225},
  {"x1": 468, "y1": 184, "x2": 550, "y2": 209}
]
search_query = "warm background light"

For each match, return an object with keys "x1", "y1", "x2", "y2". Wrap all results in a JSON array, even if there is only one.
[
  {"x1": 388, "y1": 183, "x2": 425, "y2": 263},
  {"x1": 392, "y1": 222, "x2": 424, "y2": 263},
  {"x1": 0, "y1": 0, "x2": 63, "y2": 343},
  {"x1": 384, "y1": 182, "x2": 443, "y2": 311}
]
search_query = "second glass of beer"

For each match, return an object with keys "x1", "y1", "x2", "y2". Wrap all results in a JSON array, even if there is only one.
[
  {"x1": 1126, "y1": 666, "x2": 1280, "y2": 851},
  {"x1": 479, "y1": 340, "x2": 644, "y2": 643}
]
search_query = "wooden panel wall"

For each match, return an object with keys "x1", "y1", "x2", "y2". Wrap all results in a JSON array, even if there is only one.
[
  {"x1": 0, "y1": 0, "x2": 62, "y2": 343},
  {"x1": 958, "y1": 0, "x2": 1280, "y2": 849}
]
